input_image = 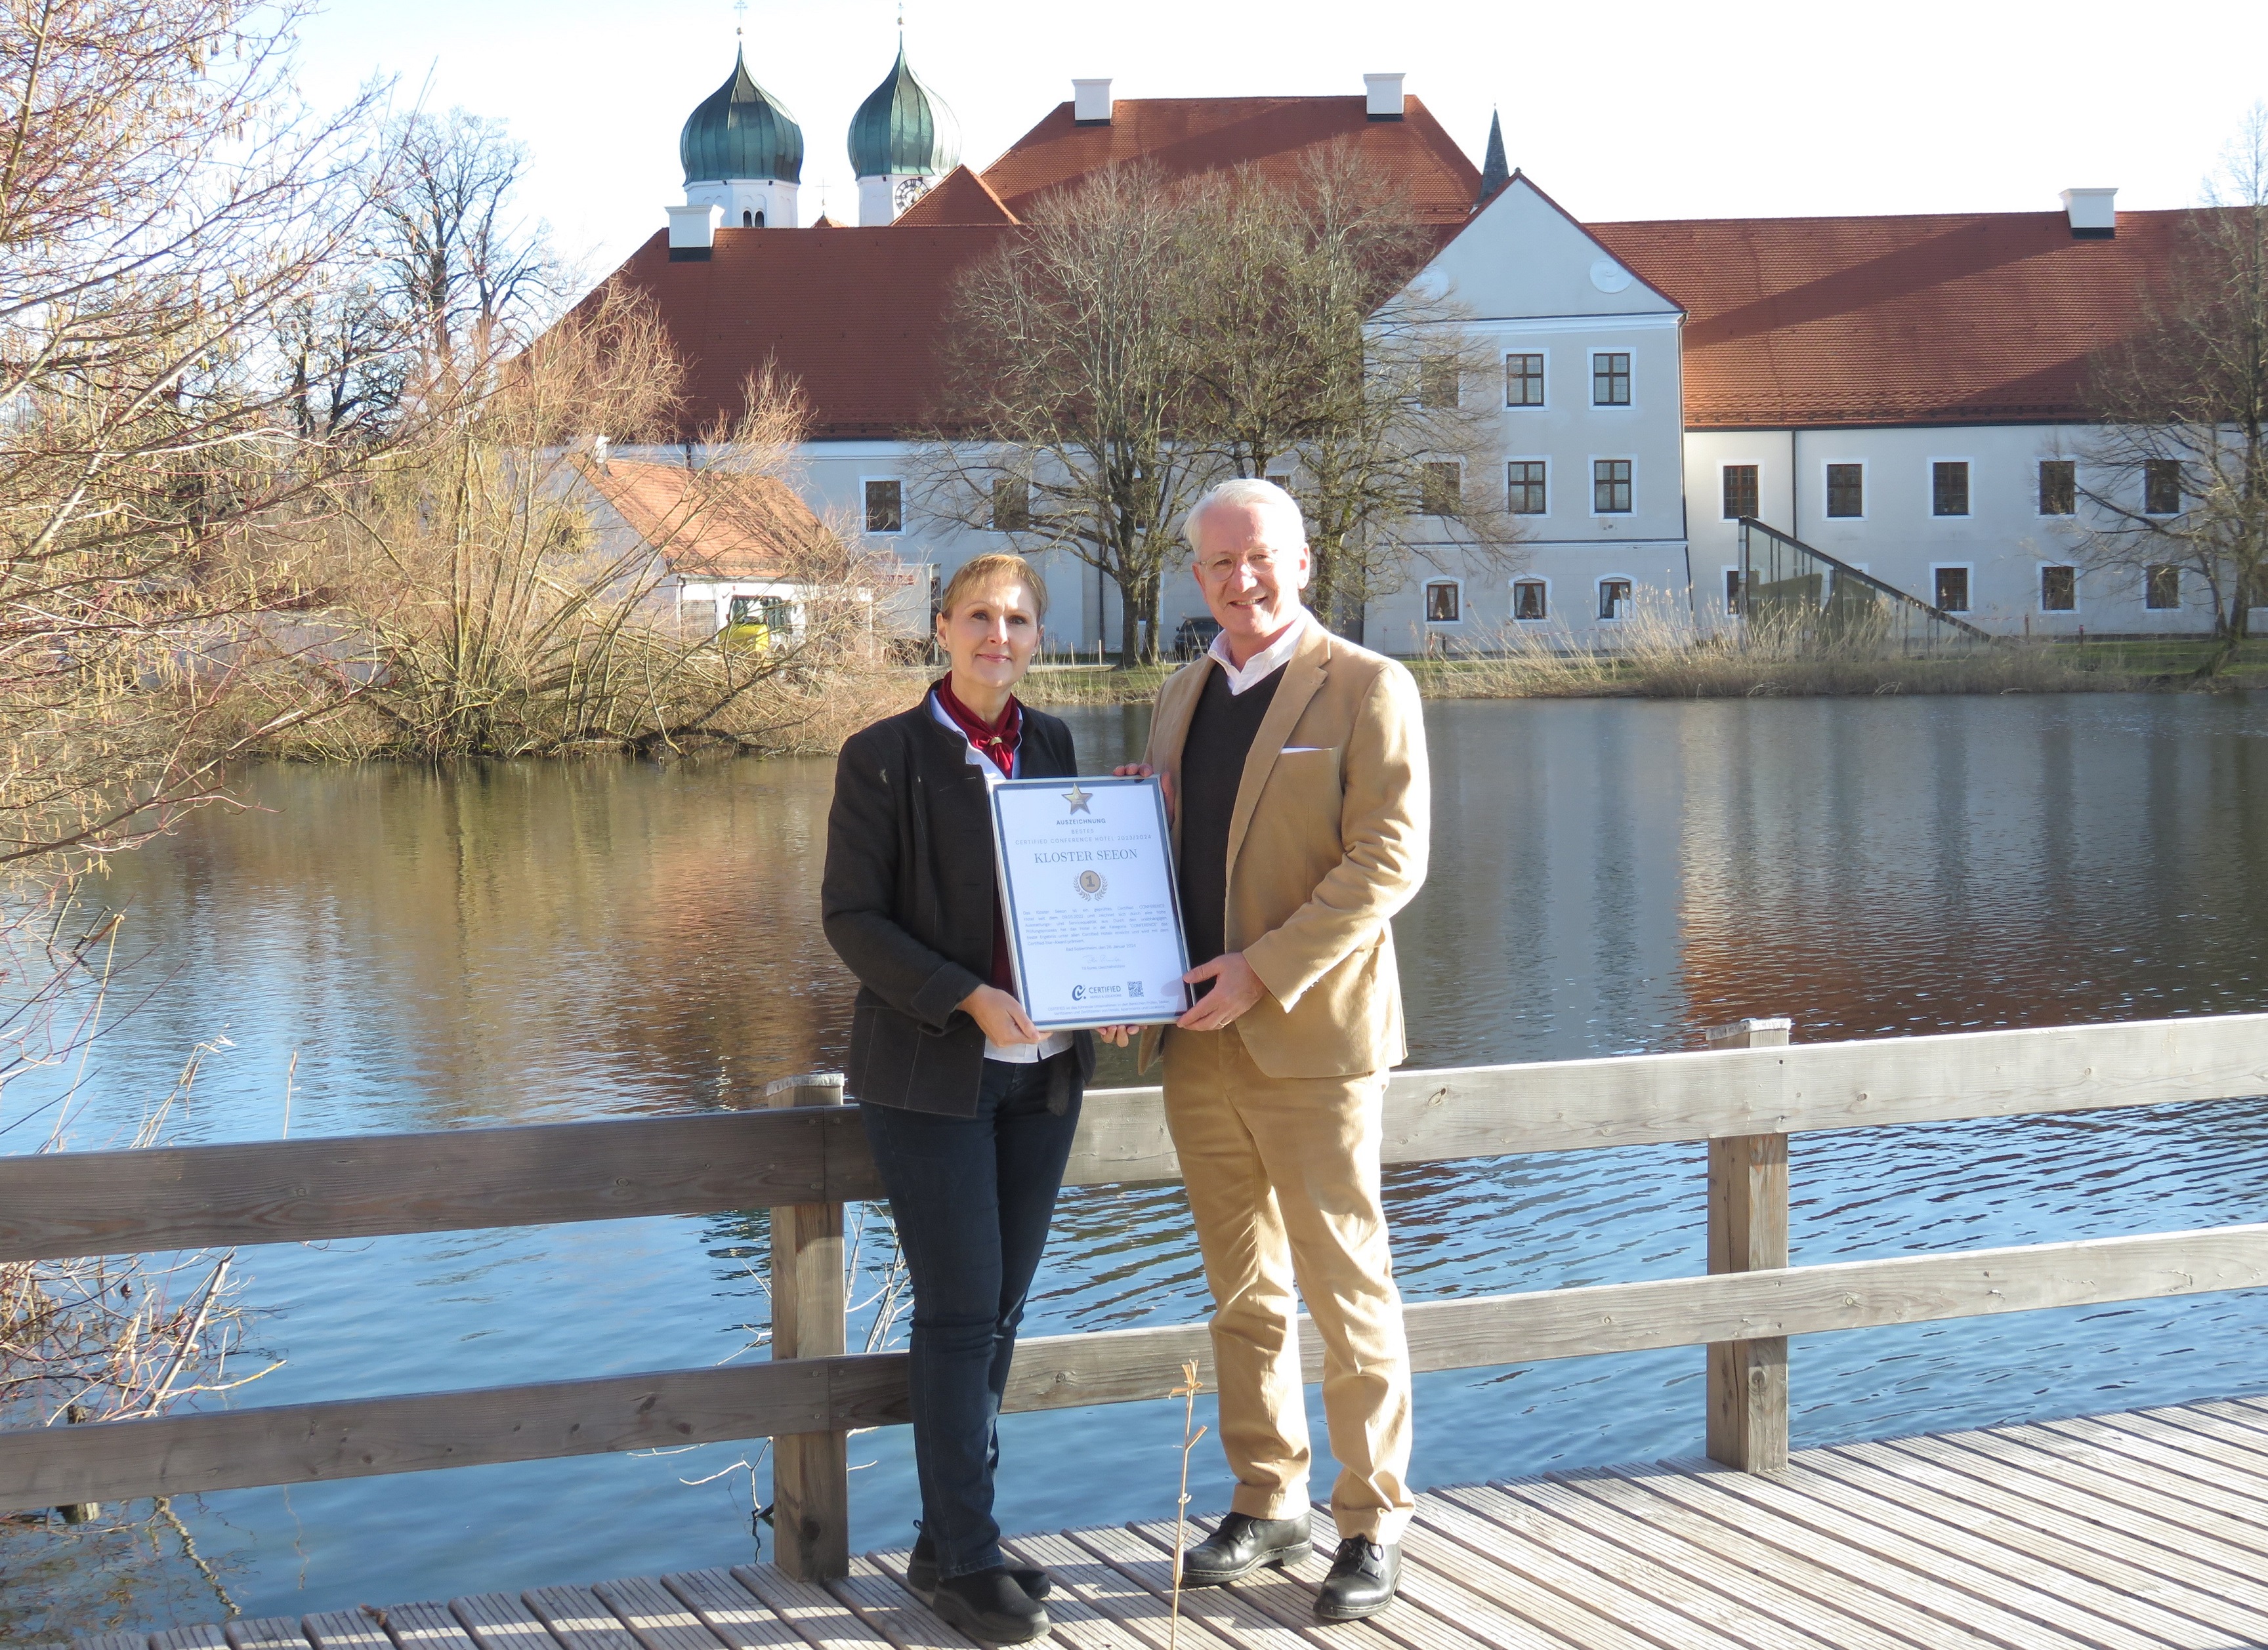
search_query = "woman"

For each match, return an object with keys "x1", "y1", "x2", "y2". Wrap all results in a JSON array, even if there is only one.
[{"x1": 820, "y1": 552, "x2": 1089, "y2": 1645}]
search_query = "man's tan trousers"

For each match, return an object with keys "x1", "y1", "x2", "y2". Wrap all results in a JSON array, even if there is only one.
[{"x1": 1162, "y1": 1025, "x2": 1414, "y2": 1542}]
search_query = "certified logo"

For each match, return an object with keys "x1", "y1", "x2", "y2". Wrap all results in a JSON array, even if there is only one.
[{"x1": 1076, "y1": 868, "x2": 1107, "y2": 900}]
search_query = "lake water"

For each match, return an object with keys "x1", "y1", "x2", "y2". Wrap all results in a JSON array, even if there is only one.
[{"x1": 7, "y1": 693, "x2": 2268, "y2": 1640}]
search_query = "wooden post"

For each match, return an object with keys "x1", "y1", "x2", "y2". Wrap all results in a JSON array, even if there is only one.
[
  {"x1": 765, "y1": 1071, "x2": 849, "y2": 1580},
  {"x1": 1703, "y1": 1016, "x2": 1791, "y2": 1474}
]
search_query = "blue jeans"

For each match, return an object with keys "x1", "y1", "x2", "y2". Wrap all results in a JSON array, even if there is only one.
[{"x1": 858, "y1": 1054, "x2": 1082, "y2": 1580}]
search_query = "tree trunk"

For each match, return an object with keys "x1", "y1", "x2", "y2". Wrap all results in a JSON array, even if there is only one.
[{"x1": 1116, "y1": 570, "x2": 1143, "y2": 667}]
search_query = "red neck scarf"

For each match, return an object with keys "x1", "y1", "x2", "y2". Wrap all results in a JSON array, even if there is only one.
[{"x1": 933, "y1": 676, "x2": 1022, "y2": 777}]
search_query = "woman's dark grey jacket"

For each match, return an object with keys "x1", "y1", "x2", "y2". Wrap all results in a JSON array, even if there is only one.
[{"x1": 822, "y1": 699, "x2": 1097, "y2": 1117}]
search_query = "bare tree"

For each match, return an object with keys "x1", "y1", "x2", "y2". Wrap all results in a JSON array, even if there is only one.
[
  {"x1": 2078, "y1": 106, "x2": 2268, "y2": 675},
  {"x1": 1184, "y1": 148, "x2": 1517, "y2": 636},
  {"x1": 923, "y1": 163, "x2": 1217, "y2": 664},
  {"x1": 1, "y1": 0, "x2": 394, "y2": 867},
  {"x1": 924, "y1": 152, "x2": 1514, "y2": 655},
  {"x1": 321, "y1": 295, "x2": 890, "y2": 756},
  {"x1": 368, "y1": 107, "x2": 562, "y2": 377}
]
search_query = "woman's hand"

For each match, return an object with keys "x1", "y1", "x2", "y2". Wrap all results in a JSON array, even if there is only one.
[
  {"x1": 1092, "y1": 1024, "x2": 1135, "y2": 1047},
  {"x1": 959, "y1": 983, "x2": 1042, "y2": 1045}
]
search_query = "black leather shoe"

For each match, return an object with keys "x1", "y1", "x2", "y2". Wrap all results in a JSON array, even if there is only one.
[
  {"x1": 906, "y1": 1531, "x2": 1051, "y2": 1602},
  {"x1": 1179, "y1": 1511, "x2": 1312, "y2": 1586},
  {"x1": 1315, "y1": 1536, "x2": 1399, "y2": 1620},
  {"x1": 927, "y1": 1566, "x2": 1052, "y2": 1643}
]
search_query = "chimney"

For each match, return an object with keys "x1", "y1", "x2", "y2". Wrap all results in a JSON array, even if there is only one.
[
  {"x1": 1073, "y1": 78, "x2": 1112, "y2": 125},
  {"x1": 2061, "y1": 187, "x2": 2117, "y2": 240},
  {"x1": 1364, "y1": 73, "x2": 1406, "y2": 120},
  {"x1": 666, "y1": 201, "x2": 721, "y2": 262}
]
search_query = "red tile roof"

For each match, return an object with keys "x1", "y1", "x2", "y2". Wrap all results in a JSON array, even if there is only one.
[
  {"x1": 978, "y1": 96, "x2": 1480, "y2": 224},
  {"x1": 1593, "y1": 208, "x2": 2189, "y2": 428},
  {"x1": 606, "y1": 223, "x2": 1013, "y2": 438},
  {"x1": 578, "y1": 455, "x2": 832, "y2": 578},
  {"x1": 896, "y1": 163, "x2": 1021, "y2": 226}
]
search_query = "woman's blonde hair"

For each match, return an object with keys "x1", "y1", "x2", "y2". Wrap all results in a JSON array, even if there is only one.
[{"x1": 938, "y1": 552, "x2": 1049, "y2": 621}]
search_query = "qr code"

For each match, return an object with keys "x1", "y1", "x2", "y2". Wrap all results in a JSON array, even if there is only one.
[{"x1": 1127, "y1": 981, "x2": 1144, "y2": 997}]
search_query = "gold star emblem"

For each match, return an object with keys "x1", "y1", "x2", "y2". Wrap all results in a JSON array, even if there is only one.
[{"x1": 1062, "y1": 782, "x2": 1094, "y2": 815}]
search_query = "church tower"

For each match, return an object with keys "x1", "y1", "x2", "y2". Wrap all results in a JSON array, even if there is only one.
[
  {"x1": 848, "y1": 39, "x2": 961, "y2": 225},
  {"x1": 679, "y1": 45, "x2": 805, "y2": 231}
]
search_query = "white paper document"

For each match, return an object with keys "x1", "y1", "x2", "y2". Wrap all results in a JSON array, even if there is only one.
[{"x1": 989, "y1": 775, "x2": 1190, "y2": 1031}]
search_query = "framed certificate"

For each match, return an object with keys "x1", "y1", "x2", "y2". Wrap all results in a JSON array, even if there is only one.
[{"x1": 989, "y1": 775, "x2": 1190, "y2": 1030}]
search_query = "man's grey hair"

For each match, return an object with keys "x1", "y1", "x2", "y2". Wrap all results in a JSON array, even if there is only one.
[{"x1": 1183, "y1": 477, "x2": 1307, "y2": 554}]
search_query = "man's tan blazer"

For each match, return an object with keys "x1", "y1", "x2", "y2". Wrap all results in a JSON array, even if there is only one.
[{"x1": 1138, "y1": 619, "x2": 1429, "y2": 1081}]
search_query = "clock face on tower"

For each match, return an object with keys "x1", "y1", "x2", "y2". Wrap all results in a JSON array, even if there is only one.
[{"x1": 893, "y1": 175, "x2": 931, "y2": 214}]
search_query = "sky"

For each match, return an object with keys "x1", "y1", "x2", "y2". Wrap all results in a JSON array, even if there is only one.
[{"x1": 287, "y1": 0, "x2": 2268, "y2": 288}]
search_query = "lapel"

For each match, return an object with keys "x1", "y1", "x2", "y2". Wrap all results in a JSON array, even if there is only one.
[
  {"x1": 910, "y1": 700, "x2": 992, "y2": 838},
  {"x1": 1223, "y1": 621, "x2": 1332, "y2": 873},
  {"x1": 1148, "y1": 664, "x2": 1209, "y2": 856}
]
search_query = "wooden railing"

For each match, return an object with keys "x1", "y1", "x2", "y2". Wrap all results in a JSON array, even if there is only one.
[{"x1": 5, "y1": 1012, "x2": 2268, "y2": 1582}]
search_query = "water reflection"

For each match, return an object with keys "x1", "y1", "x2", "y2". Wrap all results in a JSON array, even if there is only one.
[{"x1": 6, "y1": 694, "x2": 2268, "y2": 1638}]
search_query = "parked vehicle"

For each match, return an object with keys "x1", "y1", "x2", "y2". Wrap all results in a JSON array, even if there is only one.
[{"x1": 1172, "y1": 615, "x2": 1223, "y2": 661}]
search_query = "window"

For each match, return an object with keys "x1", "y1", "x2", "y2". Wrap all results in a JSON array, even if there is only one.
[
  {"x1": 1592, "y1": 352, "x2": 1631, "y2": 406},
  {"x1": 864, "y1": 478, "x2": 903, "y2": 533},
  {"x1": 2040, "y1": 565, "x2": 2076, "y2": 611},
  {"x1": 1721, "y1": 464, "x2": 1759, "y2": 521},
  {"x1": 1512, "y1": 579, "x2": 1548, "y2": 621},
  {"x1": 1424, "y1": 581, "x2": 1461, "y2": 623},
  {"x1": 1826, "y1": 463, "x2": 1864, "y2": 518},
  {"x1": 1505, "y1": 353, "x2": 1545, "y2": 407},
  {"x1": 2144, "y1": 459, "x2": 2182, "y2": 516},
  {"x1": 1597, "y1": 578, "x2": 1633, "y2": 621},
  {"x1": 1725, "y1": 569, "x2": 1745, "y2": 615},
  {"x1": 990, "y1": 477, "x2": 1030, "y2": 531},
  {"x1": 1507, "y1": 461, "x2": 1547, "y2": 515},
  {"x1": 1421, "y1": 461, "x2": 1461, "y2": 515},
  {"x1": 2039, "y1": 460, "x2": 2076, "y2": 516},
  {"x1": 728, "y1": 595, "x2": 792, "y2": 630},
  {"x1": 2146, "y1": 564, "x2": 2181, "y2": 609},
  {"x1": 1931, "y1": 461, "x2": 1970, "y2": 517},
  {"x1": 1266, "y1": 472, "x2": 1295, "y2": 495},
  {"x1": 1593, "y1": 459, "x2": 1632, "y2": 514},
  {"x1": 1420, "y1": 358, "x2": 1460, "y2": 409},
  {"x1": 1933, "y1": 567, "x2": 1969, "y2": 612},
  {"x1": 742, "y1": 210, "x2": 753, "y2": 228}
]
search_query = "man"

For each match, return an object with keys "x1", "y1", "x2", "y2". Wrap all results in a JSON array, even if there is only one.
[{"x1": 1113, "y1": 477, "x2": 1429, "y2": 1620}]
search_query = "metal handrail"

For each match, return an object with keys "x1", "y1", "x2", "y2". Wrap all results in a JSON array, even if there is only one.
[{"x1": 1735, "y1": 516, "x2": 1997, "y2": 642}]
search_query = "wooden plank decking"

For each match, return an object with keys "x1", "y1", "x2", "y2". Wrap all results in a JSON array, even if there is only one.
[{"x1": 39, "y1": 1395, "x2": 2268, "y2": 1650}]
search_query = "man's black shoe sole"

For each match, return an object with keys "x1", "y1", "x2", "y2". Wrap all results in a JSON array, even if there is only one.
[
  {"x1": 1179, "y1": 1540, "x2": 1311, "y2": 1588},
  {"x1": 1314, "y1": 1592, "x2": 1397, "y2": 1623}
]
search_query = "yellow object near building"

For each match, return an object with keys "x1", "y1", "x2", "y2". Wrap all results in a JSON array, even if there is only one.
[{"x1": 726, "y1": 594, "x2": 794, "y2": 651}]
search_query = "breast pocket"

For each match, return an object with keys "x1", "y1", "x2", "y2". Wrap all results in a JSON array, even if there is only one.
[{"x1": 1265, "y1": 747, "x2": 1342, "y2": 810}]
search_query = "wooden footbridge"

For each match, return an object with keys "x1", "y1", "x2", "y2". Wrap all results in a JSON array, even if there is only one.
[{"x1": 6, "y1": 1014, "x2": 2268, "y2": 1649}]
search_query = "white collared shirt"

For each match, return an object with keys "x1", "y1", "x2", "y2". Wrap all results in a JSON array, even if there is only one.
[
  {"x1": 927, "y1": 690, "x2": 1076, "y2": 1065},
  {"x1": 1207, "y1": 608, "x2": 1311, "y2": 695}
]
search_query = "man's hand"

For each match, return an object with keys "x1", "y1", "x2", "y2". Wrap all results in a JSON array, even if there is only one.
[
  {"x1": 1175, "y1": 951, "x2": 1268, "y2": 1031},
  {"x1": 1112, "y1": 762, "x2": 1175, "y2": 823},
  {"x1": 1093, "y1": 1024, "x2": 1135, "y2": 1046},
  {"x1": 959, "y1": 984, "x2": 1041, "y2": 1046}
]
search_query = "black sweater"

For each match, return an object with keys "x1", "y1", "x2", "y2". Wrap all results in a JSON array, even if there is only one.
[{"x1": 1176, "y1": 663, "x2": 1284, "y2": 982}]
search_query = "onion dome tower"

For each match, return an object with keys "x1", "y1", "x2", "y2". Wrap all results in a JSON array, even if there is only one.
[
  {"x1": 680, "y1": 45, "x2": 804, "y2": 230},
  {"x1": 848, "y1": 39, "x2": 961, "y2": 225}
]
